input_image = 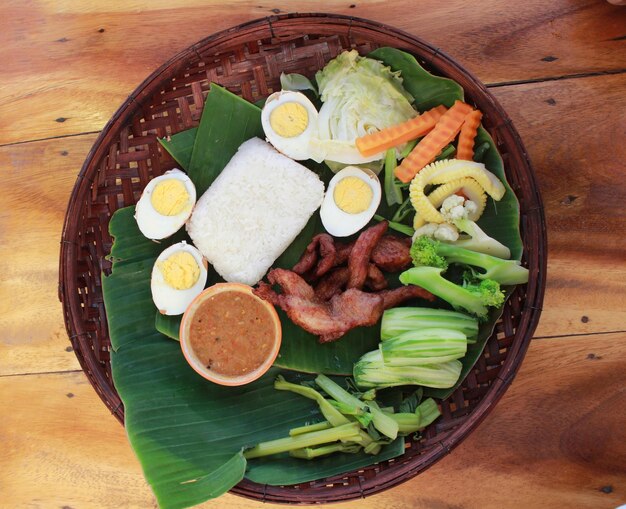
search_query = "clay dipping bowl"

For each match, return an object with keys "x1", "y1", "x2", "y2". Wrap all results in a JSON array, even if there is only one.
[{"x1": 179, "y1": 282, "x2": 282, "y2": 386}]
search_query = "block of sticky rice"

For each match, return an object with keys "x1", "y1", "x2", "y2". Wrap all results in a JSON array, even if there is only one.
[{"x1": 187, "y1": 137, "x2": 325, "y2": 285}]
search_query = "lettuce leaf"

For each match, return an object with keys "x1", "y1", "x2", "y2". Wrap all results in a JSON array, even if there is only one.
[{"x1": 314, "y1": 50, "x2": 417, "y2": 166}]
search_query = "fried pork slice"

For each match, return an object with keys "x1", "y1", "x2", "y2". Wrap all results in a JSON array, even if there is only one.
[
  {"x1": 318, "y1": 289, "x2": 384, "y2": 343},
  {"x1": 347, "y1": 221, "x2": 388, "y2": 289},
  {"x1": 371, "y1": 235, "x2": 412, "y2": 272},
  {"x1": 314, "y1": 267, "x2": 350, "y2": 301},
  {"x1": 365, "y1": 264, "x2": 388, "y2": 291},
  {"x1": 254, "y1": 268, "x2": 384, "y2": 343},
  {"x1": 292, "y1": 233, "x2": 337, "y2": 279},
  {"x1": 315, "y1": 264, "x2": 388, "y2": 301},
  {"x1": 334, "y1": 240, "x2": 355, "y2": 266},
  {"x1": 378, "y1": 285, "x2": 436, "y2": 309}
]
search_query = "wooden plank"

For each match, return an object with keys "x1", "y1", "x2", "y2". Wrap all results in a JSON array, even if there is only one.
[
  {"x1": 2, "y1": 333, "x2": 624, "y2": 508},
  {"x1": 491, "y1": 73, "x2": 626, "y2": 337},
  {"x1": 0, "y1": 135, "x2": 92, "y2": 376},
  {"x1": 1, "y1": 73, "x2": 625, "y2": 376},
  {"x1": 1, "y1": 0, "x2": 625, "y2": 145}
]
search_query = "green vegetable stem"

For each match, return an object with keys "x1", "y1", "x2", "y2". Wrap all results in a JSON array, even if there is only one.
[
  {"x1": 410, "y1": 235, "x2": 529, "y2": 285},
  {"x1": 374, "y1": 214, "x2": 414, "y2": 236},
  {"x1": 399, "y1": 266, "x2": 505, "y2": 319},
  {"x1": 384, "y1": 149, "x2": 403, "y2": 207},
  {"x1": 385, "y1": 398, "x2": 441, "y2": 434},
  {"x1": 244, "y1": 422, "x2": 362, "y2": 459},
  {"x1": 315, "y1": 374, "x2": 400, "y2": 440}
]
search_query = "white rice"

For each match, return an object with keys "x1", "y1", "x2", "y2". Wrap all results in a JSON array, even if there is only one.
[{"x1": 186, "y1": 137, "x2": 325, "y2": 285}]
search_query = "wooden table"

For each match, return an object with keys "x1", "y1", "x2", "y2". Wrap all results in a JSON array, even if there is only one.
[{"x1": 2, "y1": 1, "x2": 625, "y2": 507}]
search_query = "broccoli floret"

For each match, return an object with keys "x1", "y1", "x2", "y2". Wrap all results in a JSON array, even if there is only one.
[
  {"x1": 399, "y1": 266, "x2": 506, "y2": 319},
  {"x1": 410, "y1": 235, "x2": 448, "y2": 269},
  {"x1": 410, "y1": 235, "x2": 529, "y2": 285},
  {"x1": 463, "y1": 278, "x2": 505, "y2": 308}
]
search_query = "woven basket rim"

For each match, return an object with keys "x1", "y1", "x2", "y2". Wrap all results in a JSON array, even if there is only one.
[{"x1": 59, "y1": 12, "x2": 547, "y2": 504}]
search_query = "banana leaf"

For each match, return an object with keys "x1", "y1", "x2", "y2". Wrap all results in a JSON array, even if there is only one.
[
  {"x1": 160, "y1": 127, "x2": 197, "y2": 169},
  {"x1": 188, "y1": 84, "x2": 264, "y2": 195},
  {"x1": 368, "y1": 47, "x2": 464, "y2": 110},
  {"x1": 103, "y1": 46, "x2": 527, "y2": 509},
  {"x1": 105, "y1": 207, "x2": 404, "y2": 508}
]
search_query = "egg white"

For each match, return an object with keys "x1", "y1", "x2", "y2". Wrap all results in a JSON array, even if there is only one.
[
  {"x1": 135, "y1": 168, "x2": 196, "y2": 240},
  {"x1": 151, "y1": 242, "x2": 208, "y2": 316},
  {"x1": 320, "y1": 166, "x2": 382, "y2": 237},
  {"x1": 261, "y1": 91, "x2": 321, "y2": 161}
]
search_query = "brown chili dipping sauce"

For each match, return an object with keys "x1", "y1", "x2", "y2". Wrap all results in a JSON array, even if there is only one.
[{"x1": 188, "y1": 290, "x2": 276, "y2": 376}]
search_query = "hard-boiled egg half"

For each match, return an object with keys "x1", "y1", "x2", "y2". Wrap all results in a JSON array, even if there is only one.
[
  {"x1": 135, "y1": 168, "x2": 196, "y2": 240},
  {"x1": 320, "y1": 166, "x2": 382, "y2": 237},
  {"x1": 261, "y1": 91, "x2": 382, "y2": 166},
  {"x1": 151, "y1": 242, "x2": 208, "y2": 316},
  {"x1": 261, "y1": 91, "x2": 320, "y2": 161}
]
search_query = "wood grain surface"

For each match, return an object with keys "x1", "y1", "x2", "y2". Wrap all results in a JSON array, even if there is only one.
[
  {"x1": 1, "y1": 0, "x2": 625, "y2": 145},
  {"x1": 2, "y1": 334, "x2": 624, "y2": 508},
  {"x1": 2, "y1": 0, "x2": 625, "y2": 508}
]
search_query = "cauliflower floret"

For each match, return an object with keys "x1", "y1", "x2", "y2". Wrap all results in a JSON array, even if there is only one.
[
  {"x1": 413, "y1": 222, "x2": 459, "y2": 243},
  {"x1": 464, "y1": 199, "x2": 478, "y2": 217},
  {"x1": 440, "y1": 195, "x2": 465, "y2": 221},
  {"x1": 440, "y1": 195, "x2": 479, "y2": 222},
  {"x1": 437, "y1": 196, "x2": 511, "y2": 258}
]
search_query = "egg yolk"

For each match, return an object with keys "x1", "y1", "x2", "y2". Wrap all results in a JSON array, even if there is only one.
[
  {"x1": 333, "y1": 176, "x2": 373, "y2": 214},
  {"x1": 269, "y1": 102, "x2": 309, "y2": 138},
  {"x1": 151, "y1": 179, "x2": 190, "y2": 216},
  {"x1": 159, "y1": 251, "x2": 200, "y2": 290}
]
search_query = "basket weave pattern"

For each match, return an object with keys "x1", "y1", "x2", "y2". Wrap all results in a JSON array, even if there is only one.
[{"x1": 60, "y1": 14, "x2": 545, "y2": 503}]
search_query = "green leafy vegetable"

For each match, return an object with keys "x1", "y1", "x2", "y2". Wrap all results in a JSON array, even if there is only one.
[
  {"x1": 380, "y1": 328, "x2": 468, "y2": 366},
  {"x1": 313, "y1": 49, "x2": 417, "y2": 164},
  {"x1": 315, "y1": 374, "x2": 399, "y2": 440},
  {"x1": 280, "y1": 72, "x2": 318, "y2": 96},
  {"x1": 385, "y1": 398, "x2": 441, "y2": 434},
  {"x1": 381, "y1": 307, "x2": 478, "y2": 341},
  {"x1": 354, "y1": 349, "x2": 462, "y2": 389}
]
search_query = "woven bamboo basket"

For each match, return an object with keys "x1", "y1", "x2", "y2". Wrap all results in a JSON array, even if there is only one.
[{"x1": 59, "y1": 13, "x2": 546, "y2": 504}]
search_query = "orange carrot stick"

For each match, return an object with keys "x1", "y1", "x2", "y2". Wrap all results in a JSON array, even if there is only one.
[
  {"x1": 355, "y1": 105, "x2": 447, "y2": 157},
  {"x1": 456, "y1": 109, "x2": 483, "y2": 160},
  {"x1": 395, "y1": 100, "x2": 474, "y2": 183}
]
